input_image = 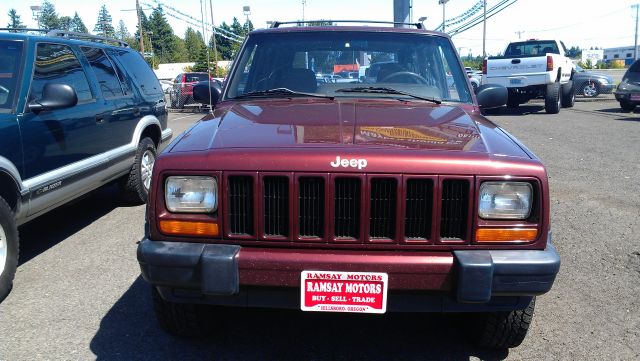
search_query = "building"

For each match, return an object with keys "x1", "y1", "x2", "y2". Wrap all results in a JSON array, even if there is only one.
[{"x1": 603, "y1": 46, "x2": 639, "y2": 65}]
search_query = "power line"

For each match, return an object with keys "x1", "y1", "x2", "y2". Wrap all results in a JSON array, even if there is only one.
[{"x1": 448, "y1": 0, "x2": 518, "y2": 36}]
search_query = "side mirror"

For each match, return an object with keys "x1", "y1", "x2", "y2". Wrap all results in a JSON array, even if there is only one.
[
  {"x1": 476, "y1": 84, "x2": 507, "y2": 110},
  {"x1": 193, "y1": 81, "x2": 222, "y2": 107},
  {"x1": 28, "y1": 83, "x2": 78, "y2": 114}
]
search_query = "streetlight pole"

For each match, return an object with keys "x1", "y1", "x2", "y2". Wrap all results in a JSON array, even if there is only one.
[
  {"x1": 136, "y1": 0, "x2": 145, "y2": 54},
  {"x1": 482, "y1": 0, "x2": 487, "y2": 58},
  {"x1": 634, "y1": 4, "x2": 639, "y2": 60},
  {"x1": 439, "y1": 0, "x2": 449, "y2": 32}
]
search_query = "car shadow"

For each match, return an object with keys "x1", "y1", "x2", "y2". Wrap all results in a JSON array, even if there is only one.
[
  {"x1": 18, "y1": 184, "x2": 134, "y2": 266},
  {"x1": 90, "y1": 277, "x2": 509, "y2": 361}
]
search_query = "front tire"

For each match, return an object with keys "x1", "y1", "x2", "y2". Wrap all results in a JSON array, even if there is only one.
[
  {"x1": 545, "y1": 83, "x2": 561, "y2": 114},
  {"x1": 561, "y1": 80, "x2": 575, "y2": 108},
  {"x1": 152, "y1": 287, "x2": 211, "y2": 337},
  {"x1": 120, "y1": 137, "x2": 156, "y2": 204},
  {"x1": 620, "y1": 100, "x2": 636, "y2": 112},
  {"x1": 471, "y1": 297, "x2": 536, "y2": 349},
  {"x1": 0, "y1": 197, "x2": 19, "y2": 303}
]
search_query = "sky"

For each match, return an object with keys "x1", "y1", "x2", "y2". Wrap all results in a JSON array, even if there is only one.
[{"x1": 1, "y1": 0, "x2": 638, "y2": 56}]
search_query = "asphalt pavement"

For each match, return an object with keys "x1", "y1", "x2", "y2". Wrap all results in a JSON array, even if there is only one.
[{"x1": 0, "y1": 100, "x2": 638, "y2": 360}]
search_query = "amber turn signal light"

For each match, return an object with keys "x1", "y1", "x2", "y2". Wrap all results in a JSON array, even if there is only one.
[
  {"x1": 159, "y1": 220, "x2": 219, "y2": 237},
  {"x1": 475, "y1": 228, "x2": 538, "y2": 243}
]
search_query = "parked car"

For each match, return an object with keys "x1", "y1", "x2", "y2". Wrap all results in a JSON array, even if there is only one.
[
  {"x1": 159, "y1": 79, "x2": 173, "y2": 93},
  {"x1": 169, "y1": 72, "x2": 211, "y2": 109},
  {"x1": 614, "y1": 60, "x2": 640, "y2": 111},
  {"x1": 573, "y1": 65, "x2": 613, "y2": 97},
  {"x1": 484, "y1": 39, "x2": 575, "y2": 113},
  {"x1": 138, "y1": 22, "x2": 560, "y2": 350},
  {"x1": 0, "y1": 30, "x2": 172, "y2": 302}
]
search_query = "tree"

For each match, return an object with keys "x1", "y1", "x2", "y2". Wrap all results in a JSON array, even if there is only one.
[
  {"x1": 115, "y1": 20, "x2": 130, "y2": 40},
  {"x1": 566, "y1": 46, "x2": 582, "y2": 59},
  {"x1": 212, "y1": 21, "x2": 239, "y2": 60},
  {"x1": 184, "y1": 27, "x2": 205, "y2": 62},
  {"x1": 192, "y1": 46, "x2": 217, "y2": 73},
  {"x1": 171, "y1": 35, "x2": 188, "y2": 62},
  {"x1": 39, "y1": 1, "x2": 60, "y2": 30},
  {"x1": 93, "y1": 5, "x2": 115, "y2": 37},
  {"x1": 7, "y1": 9, "x2": 26, "y2": 32},
  {"x1": 70, "y1": 12, "x2": 88, "y2": 33},
  {"x1": 243, "y1": 19, "x2": 254, "y2": 34},
  {"x1": 59, "y1": 16, "x2": 72, "y2": 31},
  {"x1": 147, "y1": 6, "x2": 179, "y2": 63}
]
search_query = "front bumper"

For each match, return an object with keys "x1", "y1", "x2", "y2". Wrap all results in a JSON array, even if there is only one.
[{"x1": 137, "y1": 237, "x2": 560, "y2": 311}]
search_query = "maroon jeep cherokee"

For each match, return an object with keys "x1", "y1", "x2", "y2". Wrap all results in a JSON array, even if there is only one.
[{"x1": 137, "y1": 23, "x2": 560, "y2": 349}]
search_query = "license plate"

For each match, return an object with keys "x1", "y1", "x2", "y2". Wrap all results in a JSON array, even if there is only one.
[
  {"x1": 509, "y1": 78, "x2": 522, "y2": 85},
  {"x1": 630, "y1": 94, "x2": 640, "y2": 101},
  {"x1": 300, "y1": 271, "x2": 388, "y2": 314}
]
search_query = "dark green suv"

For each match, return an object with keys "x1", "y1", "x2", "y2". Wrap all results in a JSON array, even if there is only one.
[{"x1": 0, "y1": 30, "x2": 172, "y2": 302}]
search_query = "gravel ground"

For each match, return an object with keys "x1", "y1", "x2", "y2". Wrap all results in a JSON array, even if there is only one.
[{"x1": 0, "y1": 102, "x2": 638, "y2": 360}]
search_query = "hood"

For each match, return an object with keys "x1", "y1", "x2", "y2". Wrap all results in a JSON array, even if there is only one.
[{"x1": 168, "y1": 98, "x2": 530, "y2": 159}]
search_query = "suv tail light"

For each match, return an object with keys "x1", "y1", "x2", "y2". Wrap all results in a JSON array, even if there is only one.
[
  {"x1": 482, "y1": 58, "x2": 487, "y2": 74},
  {"x1": 181, "y1": 74, "x2": 187, "y2": 88},
  {"x1": 546, "y1": 56, "x2": 553, "y2": 72}
]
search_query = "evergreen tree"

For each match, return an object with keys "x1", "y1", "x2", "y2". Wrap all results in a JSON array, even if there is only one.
[
  {"x1": 134, "y1": 11, "x2": 150, "y2": 51},
  {"x1": 70, "y1": 12, "x2": 88, "y2": 33},
  {"x1": 184, "y1": 27, "x2": 205, "y2": 62},
  {"x1": 7, "y1": 9, "x2": 26, "y2": 32},
  {"x1": 115, "y1": 20, "x2": 130, "y2": 40},
  {"x1": 93, "y1": 5, "x2": 115, "y2": 37},
  {"x1": 212, "y1": 21, "x2": 235, "y2": 60},
  {"x1": 171, "y1": 35, "x2": 188, "y2": 62},
  {"x1": 192, "y1": 46, "x2": 216, "y2": 73},
  {"x1": 39, "y1": 1, "x2": 60, "y2": 30},
  {"x1": 59, "y1": 16, "x2": 72, "y2": 31},
  {"x1": 147, "y1": 6, "x2": 178, "y2": 63},
  {"x1": 243, "y1": 19, "x2": 254, "y2": 34},
  {"x1": 229, "y1": 17, "x2": 244, "y2": 56}
]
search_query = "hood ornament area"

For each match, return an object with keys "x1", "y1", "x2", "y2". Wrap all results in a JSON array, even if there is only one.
[{"x1": 330, "y1": 156, "x2": 368, "y2": 170}]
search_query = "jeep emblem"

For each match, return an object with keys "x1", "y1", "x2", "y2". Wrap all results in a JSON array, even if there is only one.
[{"x1": 330, "y1": 156, "x2": 367, "y2": 170}]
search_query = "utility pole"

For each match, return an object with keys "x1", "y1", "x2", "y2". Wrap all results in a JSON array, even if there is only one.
[
  {"x1": 634, "y1": 4, "x2": 639, "y2": 60},
  {"x1": 515, "y1": 30, "x2": 525, "y2": 40},
  {"x1": 136, "y1": 0, "x2": 145, "y2": 54},
  {"x1": 210, "y1": 0, "x2": 220, "y2": 77},
  {"x1": 482, "y1": 0, "x2": 487, "y2": 58},
  {"x1": 302, "y1": 0, "x2": 307, "y2": 23},
  {"x1": 439, "y1": 0, "x2": 449, "y2": 32}
]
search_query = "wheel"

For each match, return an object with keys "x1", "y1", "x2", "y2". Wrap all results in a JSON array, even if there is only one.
[
  {"x1": 580, "y1": 82, "x2": 600, "y2": 98},
  {"x1": 471, "y1": 82, "x2": 478, "y2": 93},
  {"x1": 120, "y1": 137, "x2": 156, "y2": 204},
  {"x1": 379, "y1": 71, "x2": 429, "y2": 84},
  {"x1": 170, "y1": 92, "x2": 177, "y2": 108},
  {"x1": 506, "y1": 93, "x2": 520, "y2": 108},
  {"x1": 152, "y1": 287, "x2": 211, "y2": 337},
  {"x1": 561, "y1": 80, "x2": 575, "y2": 108},
  {"x1": 471, "y1": 297, "x2": 536, "y2": 349},
  {"x1": 0, "y1": 197, "x2": 19, "y2": 303},
  {"x1": 544, "y1": 83, "x2": 561, "y2": 114},
  {"x1": 482, "y1": 107, "x2": 501, "y2": 115},
  {"x1": 620, "y1": 100, "x2": 636, "y2": 112}
]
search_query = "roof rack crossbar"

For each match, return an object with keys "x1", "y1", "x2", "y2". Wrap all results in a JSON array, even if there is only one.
[
  {"x1": 270, "y1": 20, "x2": 423, "y2": 29},
  {"x1": 45, "y1": 30, "x2": 129, "y2": 48},
  {"x1": 0, "y1": 28, "x2": 48, "y2": 33}
]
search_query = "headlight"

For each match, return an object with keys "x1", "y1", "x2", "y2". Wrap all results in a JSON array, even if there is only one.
[
  {"x1": 598, "y1": 78, "x2": 610, "y2": 85},
  {"x1": 479, "y1": 182, "x2": 532, "y2": 220},
  {"x1": 165, "y1": 176, "x2": 217, "y2": 213}
]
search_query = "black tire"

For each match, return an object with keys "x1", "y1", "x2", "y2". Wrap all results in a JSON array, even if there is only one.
[
  {"x1": 170, "y1": 92, "x2": 177, "y2": 108},
  {"x1": 472, "y1": 297, "x2": 536, "y2": 349},
  {"x1": 506, "y1": 93, "x2": 520, "y2": 108},
  {"x1": 152, "y1": 287, "x2": 211, "y2": 337},
  {"x1": 561, "y1": 80, "x2": 575, "y2": 108},
  {"x1": 0, "y1": 197, "x2": 19, "y2": 303},
  {"x1": 120, "y1": 137, "x2": 156, "y2": 204},
  {"x1": 580, "y1": 82, "x2": 600, "y2": 98},
  {"x1": 482, "y1": 107, "x2": 501, "y2": 116},
  {"x1": 471, "y1": 82, "x2": 478, "y2": 93},
  {"x1": 544, "y1": 83, "x2": 561, "y2": 114},
  {"x1": 620, "y1": 100, "x2": 636, "y2": 112}
]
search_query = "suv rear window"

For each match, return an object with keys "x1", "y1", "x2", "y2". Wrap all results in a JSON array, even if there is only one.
[
  {"x1": 505, "y1": 41, "x2": 559, "y2": 56},
  {"x1": 81, "y1": 47, "x2": 125, "y2": 99},
  {"x1": 0, "y1": 40, "x2": 24, "y2": 111},
  {"x1": 108, "y1": 49, "x2": 162, "y2": 96},
  {"x1": 185, "y1": 73, "x2": 209, "y2": 82}
]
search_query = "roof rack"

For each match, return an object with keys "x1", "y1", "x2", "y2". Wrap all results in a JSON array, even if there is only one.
[
  {"x1": 46, "y1": 30, "x2": 129, "y2": 48},
  {"x1": 0, "y1": 28, "x2": 48, "y2": 33},
  {"x1": 269, "y1": 20, "x2": 424, "y2": 30}
]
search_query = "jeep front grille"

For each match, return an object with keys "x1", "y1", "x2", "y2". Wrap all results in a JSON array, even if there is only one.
[{"x1": 223, "y1": 173, "x2": 471, "y2": 246}]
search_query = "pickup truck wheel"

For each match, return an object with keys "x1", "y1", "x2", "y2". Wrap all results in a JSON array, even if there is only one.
[
  {"x1": 151, "y1": 287, "x2": 211, "y2": 337},
  {"x1": 620, "y1": 100, "x2": 636, "y2": 112},
  {"x1": 506, "y1": 94, "x2": 520, "y2": 108},
  {"x1": 472, "y1": 297, "x2": 536, "y2": 349},
  {"x1": 561, "y1": 81, "x2": 575, "y2": 108},
  {"x1": 120, "y1": 137, "x2": 156, "y2": 204},
  {"x1": 545, "y1": 83, "x2": 561, "y2": 114},
  {"x1": 0, "y1": 197, "x2": 19, "y2": 303}
]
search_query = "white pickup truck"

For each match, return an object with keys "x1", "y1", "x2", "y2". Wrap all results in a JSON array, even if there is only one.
[{"x1": 482, "y1": 39, "x2": 575, "y2": 114}]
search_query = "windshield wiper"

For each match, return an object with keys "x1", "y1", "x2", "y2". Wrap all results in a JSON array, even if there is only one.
[
  {"x1": 335, "y1": 86, "x2": 441, "y2": 104},
  {"x1": 232, "y1": 88, "x2": 334, "y2": 100}
]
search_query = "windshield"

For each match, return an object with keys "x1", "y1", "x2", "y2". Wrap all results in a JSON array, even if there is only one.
[
  {"x1": 504, "y1": 40, "x2": 559, "y2": 56},
  {"x1": 226, "y1": 31, "x2": 472, "y2": 103},
  {"x1": 0, "y1": 40, "x2": 24, "y2": 112}
]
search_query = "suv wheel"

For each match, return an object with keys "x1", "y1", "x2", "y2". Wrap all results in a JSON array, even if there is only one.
[
  {"x1": 152, "y1": 287, "x2": 211, "y2": 337},
  {"x1": 620, "y1": 100, "x2": 636, "y2": 112},
  {"x1": 545, "y1": 83, "x2": 561, "y2": 114},
  {"x1": 470, "y1": 297, "x2": 536, "y2": 349},
  {"x1": 561, "y1": 80, "x2": 575, "y2": 108},
  {"x1": 120, "y1": 137, "x2": 156, "y2": 204},
  {"x1": 0, "y1": 197, "x2": 19, "y2": 303}
]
